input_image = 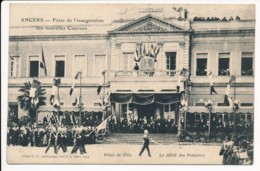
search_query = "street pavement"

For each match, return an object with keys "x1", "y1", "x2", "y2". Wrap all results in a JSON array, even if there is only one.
[{"x1": 7, "y1": 143, "x2": 223, "y2": 164}]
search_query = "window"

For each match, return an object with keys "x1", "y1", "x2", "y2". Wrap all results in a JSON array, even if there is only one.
[
  {"x1": 94, "y1": 54, "x2": 106, "y2": 77},
  {"x1": 241, "y1": 53, "x2": 253, "y2": 76},
  {"x1": 166, "y1": 52, "x2": 176, "y2": 71},
  {"x1": 196, "y1": 53, "x2": 207, "y2": 76},
  {"x1": 218, "y1": 53, "x2": 230, "y2": 76},
  {"x1": 10, "y1": 56, "x2": 20, "y2": 77},
  {"x1": 9, "y1": 103, "x2": 18, "y2": 119},
  {"x1": 74, "y1": 55, "x2": 87, "y2": 76},
  {"x1": 29, "y1": 56, "x2": 39, "y2": 77},
  {"x1": 122, "y1": 52, "x2": 134, "y2": 70},
  {"x1": 55, "y1": 55, "x2": 65, "y2": 77}
]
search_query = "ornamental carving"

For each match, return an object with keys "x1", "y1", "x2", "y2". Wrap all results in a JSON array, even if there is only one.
[{"x1": 131, "y1": 22, "x2": 167, "y2": 32}]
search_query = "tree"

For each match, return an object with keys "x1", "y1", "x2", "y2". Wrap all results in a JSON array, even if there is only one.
[{"x1": 17, "y1": 80, "x2": 46, "y2": 123}]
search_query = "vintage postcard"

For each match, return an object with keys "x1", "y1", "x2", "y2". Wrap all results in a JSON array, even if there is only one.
[{"x1": 6, "y1": 2, "x2": 255, "y2": 165}]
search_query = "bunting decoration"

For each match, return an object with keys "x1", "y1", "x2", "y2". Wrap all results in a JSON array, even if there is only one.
[
  {"x1": 69, "y1": 72, "x2": 80, "y2": 96},
  {"x1": 208, "y1": 72, "x2": 218, "y2": 95},
  {"x1": 40, "y1": 46, "x2": 47, "y2": 76}
]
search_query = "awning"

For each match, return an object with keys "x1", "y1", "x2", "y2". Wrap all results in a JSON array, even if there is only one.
[
  {"x1": 188, "y1": 106, "x2": 254, "y2": 113},
  {"x1": 110, "y1": 93, "x2": 179, "y2": 105},
  {"x1": 38, "y1": 106, "x2": 102, "y2": 112}
]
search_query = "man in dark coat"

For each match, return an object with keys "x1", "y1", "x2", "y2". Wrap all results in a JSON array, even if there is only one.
[{"x1": 139, "y1": 129, "x2": 152, "y2": 157}]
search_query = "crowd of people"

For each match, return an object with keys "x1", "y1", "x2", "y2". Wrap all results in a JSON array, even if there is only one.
[
  {"x1": 193, "y1": 16, "x2": 240, "y2": 21},
  {"x1": 186, "y1": 116, "x2": 253, "y2": 136},
  {"x1": 108, "y1": 115, "x2": 178, "y2": 134},
  {"x1": 219, "y1": 135, "x2": 253, "y2": 165},
  {"x1": 7, "y1": 117, "x2": 101, "y2": 154}
]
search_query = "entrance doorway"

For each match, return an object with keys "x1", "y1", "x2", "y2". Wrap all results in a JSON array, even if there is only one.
[{"x1": 137, "y1": 104, "x2": 155, "y2": 119}]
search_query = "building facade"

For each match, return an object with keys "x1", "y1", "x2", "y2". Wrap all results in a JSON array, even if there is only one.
[{"x1": 8, "y1": 7, "x2": 254, "y2": 134}]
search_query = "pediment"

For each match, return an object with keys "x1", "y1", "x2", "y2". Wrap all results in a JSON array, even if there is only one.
[{"x1": 109, "y1": 14, "x2": 188, "y2": 34}]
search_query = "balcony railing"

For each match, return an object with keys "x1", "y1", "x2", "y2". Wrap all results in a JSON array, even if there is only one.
[{"x1": 111, "y1": 70, "x2": 177, "y2": 77}]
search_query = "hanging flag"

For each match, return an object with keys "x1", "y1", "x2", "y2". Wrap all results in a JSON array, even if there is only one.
[
  {"x1": 97, "y1": 83, "x2": 102, "y2": 95},
  {"x1": 29, "y1": 79, "x2": 40, "y2": 98},
  {"x1": 135, "y1": 43, "x2": 140, "y2": 58},
  {"x1": 208, "y1": 72, "x2": 218, "y2": 95},
  {"x1": 96, "y1": 118, "x2": 108, "y2": 132},
  {"x1": 180, "y1": 68, "x2": 189, "y2": 77},
  {"x1": 150, "y1": 44, "x2": 155, "y2": 57},
  {"x1": 50, "y1": 78, "x2": 60, "y2": 104},
  {"x1": 69, "y1": 72, "x2": 80, "y2": 96},
  {"x1": 103, "y1": 91, "x2": 111, "y2": 106},
  {"x1": 154, "y1": 46, "x2": 160, "y2": 62},
  {"x1": 53, "y1": 99, "x2": 60, "y2": 108},
  {"x1": 229, "y1": 75, "x2": 236, "y2": 84},
  {"x1": 31, "y1": 97, "x2": 39, "y2": 106},
  {"x1": 40, "y1": 46, "x2": 47, "y2": 76},
  {"x1": 176, "y1": 72, "x2": 182, "y2": 93},
  {"x1": 72, "y1": 97, "x2": 78, "y2": 106},
  {"x1": 224, "y1": 84, "x2": 230, "y2": 106},
  {"x1": 233, "y1": 99, "x2": 239, "y2": 110},
  {"x1": 180, "y1": 98, "x2": 188, "y2": 107},
  {"x1": 99, "y1": 96, "x2": 105, "y2": 106}
]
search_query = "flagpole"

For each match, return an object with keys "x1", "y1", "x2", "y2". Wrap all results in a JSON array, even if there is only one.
[
  {"x1": 79, "y1": 71, "x2": 82, "y2": 126},
  {"x1": 57, "y1": 78, "x2": 60, "y2": 126},
  {"x1": 102, "y1": 71, "x2": 106, "y2": 121},
  {"x1": 233, "y1": 74, "x2": 236, "y2": 135}
]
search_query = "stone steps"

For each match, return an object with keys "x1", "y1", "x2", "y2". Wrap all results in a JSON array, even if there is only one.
[{"x1": 100, "y1": 133, "x2": 179, "y2": 145}]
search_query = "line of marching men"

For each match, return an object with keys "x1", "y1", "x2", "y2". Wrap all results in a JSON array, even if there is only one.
[{"x1": 7, "y1": 123, "x2": 97, "y2": 154}]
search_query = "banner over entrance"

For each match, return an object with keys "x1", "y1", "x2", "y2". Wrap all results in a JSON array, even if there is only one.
[{"x1": 110, "y1": 93, "x2": 179, "y2": 105}]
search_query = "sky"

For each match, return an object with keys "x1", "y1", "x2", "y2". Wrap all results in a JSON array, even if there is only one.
[{"x1": 9, "y1": 3, "x2": 255, "y2": 27}]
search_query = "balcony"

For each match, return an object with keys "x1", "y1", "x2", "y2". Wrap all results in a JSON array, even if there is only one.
[
  {"x1": 109, "y1": 70, "x2": 183, "y2": 83},
  {"x1": 109, "y1": 70, "x2": 185, "y2": 92}
]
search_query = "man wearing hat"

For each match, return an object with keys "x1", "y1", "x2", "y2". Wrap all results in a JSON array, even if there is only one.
[{"x1": 139, "y1": 129, "x2": 152, "y2": 157}]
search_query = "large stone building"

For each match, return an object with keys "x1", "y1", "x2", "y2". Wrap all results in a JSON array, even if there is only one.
[{"x1": 8, "y1": 5, "x2": 254, "y2": 133}]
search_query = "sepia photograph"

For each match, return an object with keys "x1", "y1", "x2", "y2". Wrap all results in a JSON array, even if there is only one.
[{"x1": 3, "y1": 1, "x2": 256, "y2": 166}]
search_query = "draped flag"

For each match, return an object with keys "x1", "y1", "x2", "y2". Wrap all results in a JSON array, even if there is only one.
[
  {"x1": 208, "y1": 72, "x2": 218, "y2": 95},
  {"x1": 233, "y1": 99, "x2": 239, "y2": 110},
  {"x1": 176, "y1": 68, "x2": 188, "y2": 93},
  {"x1": 223, "y1": 75, "x2": 236, "y2": 106},
  {"x1": 50, "y1": 78, "x2": 60, "y2": 105},
  {"x1": 176, "y1": 72, "x2": 182, "y2": 93},
  {"x1": 180, "y1": 97, "x2": 189, "y2": 107},
  {"x1": 103, "y1": 91, "x2": 111, "y2": 106},
  {"x1": 97, "y1": 70, "x2": 106, "y2": 95},
  {"x1": 72, "y1": 97, "x2": 78, "y2": 106},
  {"x1": 40, "y1": 46, "x2": 47, "y2": 76},
  {"x1": 29, "y1": 79, "x2": 40, "y2": 98},
  {"x1": 224, "y1": 84, "x2": 230, "y2": 106},
  {"x1": 69, "y1": 72, "x2": 80, "y2": 96},
  {"x1": 229, "y1": 75, "x2": 236, "y2": 84},
  {"x1": 96, "y1": 118, "x2": 108, "y2": 132},
  {"x1": 135, "y1": 42, "x2": 160, "y2": 62},
  {"x1": 97, "y1": 83, "x2": 102, "y2": 95}
]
